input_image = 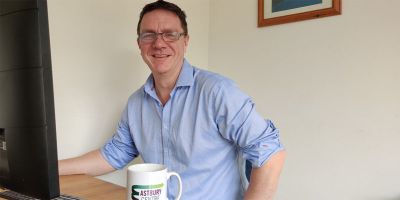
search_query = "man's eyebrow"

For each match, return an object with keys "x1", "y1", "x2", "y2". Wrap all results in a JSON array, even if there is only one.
[
  {"x1": 140, "y1": 28, "x2": 180, "y2": 34},
  {"x1": 139, "y1": 29, "x2": 156, "y2": 34},
  {"x1": 161, "y1": 28, "x2": 177, "y2": 32}
]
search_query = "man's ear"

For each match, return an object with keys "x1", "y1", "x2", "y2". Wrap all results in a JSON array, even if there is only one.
[{"x1": 184, "y1": 35, "x2": 189, "y2": 53}]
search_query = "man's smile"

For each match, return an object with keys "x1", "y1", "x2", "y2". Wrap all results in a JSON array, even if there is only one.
[{"x1": 152, "y1": 54, "x2": 170, "y2": 58}]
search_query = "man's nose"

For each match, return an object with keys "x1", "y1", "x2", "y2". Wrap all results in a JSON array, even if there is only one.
[{"x1": 152, "y1": 34, "x2": 167, "y2": 48}]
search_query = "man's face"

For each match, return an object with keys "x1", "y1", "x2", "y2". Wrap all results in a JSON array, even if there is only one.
[{"x1": 138, "y1": 9, "x2": 189, "y2": 77}]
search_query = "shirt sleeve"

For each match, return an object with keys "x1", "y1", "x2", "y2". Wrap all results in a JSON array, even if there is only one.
[
  {"x1": 212, "y1": 79, "x2": 284, "y2": 168},
  {"x1": 101, "y1": 105, "x2": 139, "y2": 169}
]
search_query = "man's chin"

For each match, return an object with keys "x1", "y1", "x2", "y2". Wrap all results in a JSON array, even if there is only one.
[{"x1": 150, "y1": 64, "x2": 171, "y2": 75}]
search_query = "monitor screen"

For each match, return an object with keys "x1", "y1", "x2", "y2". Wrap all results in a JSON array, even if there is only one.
[{"x1": 0, "y1": 0, "x2": 60, "y2": 199}]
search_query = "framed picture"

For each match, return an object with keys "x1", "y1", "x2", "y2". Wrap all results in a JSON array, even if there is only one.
[{"x1": 258, "y1": 0, "x2": 341, "y2": 27}]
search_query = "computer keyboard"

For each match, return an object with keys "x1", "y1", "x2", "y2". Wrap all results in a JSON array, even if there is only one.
[
  {"x1": 54, "y1": 194, "x2": 82, "y2": 200},
  {"x1": 0, "y1": 190, "x2": 82, "y2": 200}
]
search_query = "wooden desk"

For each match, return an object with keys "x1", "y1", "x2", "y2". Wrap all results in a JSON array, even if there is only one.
[
  {"x1": 60, "y1": 175, "x2": 126, "y2": 199},
  {"x1": 0, "y1": 175, "x2": 126, "y2": 200}
]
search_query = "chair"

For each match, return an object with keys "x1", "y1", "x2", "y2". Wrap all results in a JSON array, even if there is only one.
[{"x1": 245, "y1": 160, "x2": 252, "y2": 181}]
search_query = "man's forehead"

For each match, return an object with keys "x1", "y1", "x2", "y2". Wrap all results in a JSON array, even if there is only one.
[
  {"x1": 141, "y1": 9, "x2": 180, "y2": 23},
  {"x1": 140, "y1": 9, "x2": 182, "y2": 31}
]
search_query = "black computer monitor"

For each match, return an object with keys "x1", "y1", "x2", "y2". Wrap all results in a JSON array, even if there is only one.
[{"x1": 0, "y1": 0, "x2": 60, "y2": 199}]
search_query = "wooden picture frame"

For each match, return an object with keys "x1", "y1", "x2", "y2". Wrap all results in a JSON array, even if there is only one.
[{"x1": 258, "y1": 0, "x2": 341, "y2": 27}]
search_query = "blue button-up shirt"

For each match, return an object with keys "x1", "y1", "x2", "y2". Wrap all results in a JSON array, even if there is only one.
[{"x1": 101, "y1": 59, "x2": 283, "y2": 199}]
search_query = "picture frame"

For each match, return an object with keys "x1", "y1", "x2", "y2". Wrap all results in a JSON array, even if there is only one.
[{"x1": 258, "y1": 0, "x2": 341, "y2": 27}]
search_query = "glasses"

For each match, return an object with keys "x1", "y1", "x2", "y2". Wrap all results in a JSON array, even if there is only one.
[{"x1": 138, "y1": 32, "x2": 186, "y2": 43}]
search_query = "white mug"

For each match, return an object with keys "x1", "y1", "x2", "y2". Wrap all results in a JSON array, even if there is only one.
[{"x1": 127, "y1": 163, "x2": 182, "y2": 200}]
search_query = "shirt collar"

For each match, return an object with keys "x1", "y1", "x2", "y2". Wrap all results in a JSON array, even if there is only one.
[
  {"x1": 143, "y1": 59, "x2": 194, "y2": 95},
  {"x1": 175, "y1": 59, "x2": 194, "y2": 88}
]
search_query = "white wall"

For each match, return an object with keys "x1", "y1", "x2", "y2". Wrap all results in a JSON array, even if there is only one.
[
  {"x1": 49, "y1": 0, "x2": 400, "y2": 199},
  {"x1": 47, "y1": 0, "x2": 209, "y2": 185},
  {"x1": 209, "y1": 0, "x2": 400, "y2": 200}
]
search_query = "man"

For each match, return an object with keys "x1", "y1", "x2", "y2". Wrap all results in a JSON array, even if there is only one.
[{"x1": 59, "y1": 1, "x2": 286, "y2": 199}]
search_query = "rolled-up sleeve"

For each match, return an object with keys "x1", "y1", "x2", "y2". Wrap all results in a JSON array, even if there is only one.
[
  {"x1": 101, "y1": 106, "x2": 139, "y2": 169},
  {"x1": 241, "y1": 119, "x2": 283, "y2": 167},
  {"x1": 213, "y1": 79, "x2": 284, "y2": 168}
]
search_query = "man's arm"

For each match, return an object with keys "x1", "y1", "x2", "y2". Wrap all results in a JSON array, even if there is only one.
[
  {"x1": 244, "y1": 150, "x2": 286, "y2": 200},
  {"x1": 58, "y1": 149, "x2": 116, "y2": 176}
]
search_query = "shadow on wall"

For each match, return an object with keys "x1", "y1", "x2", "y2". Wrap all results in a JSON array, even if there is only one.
[{"x1": 367, "y1": 195, "x2": 400, "y2": 200}]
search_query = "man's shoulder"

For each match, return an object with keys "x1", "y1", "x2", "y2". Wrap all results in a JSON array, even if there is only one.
[
  {"x1": 126, "y1": 85, "x2": 146, "y2": 104},
  {"x1": 193, "y1": 67, "x2": 234, "y2": 90}
]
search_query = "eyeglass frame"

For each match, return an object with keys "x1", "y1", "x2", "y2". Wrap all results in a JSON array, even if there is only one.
[{"x1": 138, "y1": 32, "x2": 187, "y2": 43}]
